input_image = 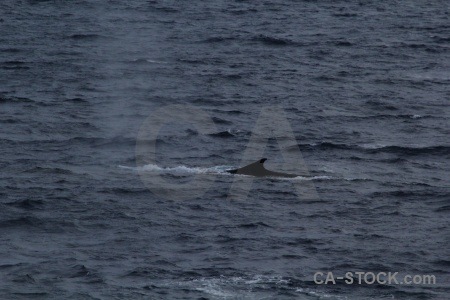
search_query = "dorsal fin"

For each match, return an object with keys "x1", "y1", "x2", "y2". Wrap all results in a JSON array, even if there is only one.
[{"x1": 226, "y1": 158, "x2": 297, "y2": 178}]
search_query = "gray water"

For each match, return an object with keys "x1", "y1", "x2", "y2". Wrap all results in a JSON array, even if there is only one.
[{"x1": 1, "y1": 1, "x2": 449, "y2": 299}]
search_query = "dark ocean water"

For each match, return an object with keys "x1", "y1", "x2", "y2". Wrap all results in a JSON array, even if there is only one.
[{"x1": 1, "y1": 0, "x2": 449, "y2": 299}]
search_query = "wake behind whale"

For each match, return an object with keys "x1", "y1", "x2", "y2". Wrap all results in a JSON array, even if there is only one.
[
  {"x1": 122, "y1": 158, "x2": 300, "y2": 178},
  {"x1": 120, "y1": 159, "x2": 332, "y2": 180}
]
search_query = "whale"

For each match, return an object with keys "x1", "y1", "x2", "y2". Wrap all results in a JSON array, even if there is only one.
[{"x1": 226, "y1": 158, "x2": 299, "y2": 178}]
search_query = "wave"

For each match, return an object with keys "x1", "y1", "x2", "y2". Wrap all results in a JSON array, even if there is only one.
[
  {"x1": 334, "y1": 40, "x2": 353, "y2": 47},
  {"x1": 147, "y1": 275, "x2": 339, "y2": 299},
  {"x1": 208, "y1": 129, "x2": 243, "y2": 138},
  {"x1": 0, "y1": 48, "x2": 23, "y2": 53},
  {"x1": 68, "y1": 33, "x2": 102, "y2": 40},
  {"x1": 365, "y1": 100, "x2": 398, "y2": 111},
  {"x1": 208, "y1": 130, "x2": 235, "y2": 138},
  {"x1": 291, "y1": 142, "x2": 450, "y2": 156},
  {"x1": 0, "y1": 216, "x2": 41, "y2": 228},
  {"x1": 332, "y1": 13, "x2": 358, "y2": 17},
  {"x1": 201, "y1": 36, "x2": 236, "y2": 43},
  {"x1": 0, "y1": 136, "x2": 137, "y2": 146},
  {"x1": 236, "y1": 222, "x2": 270, "y2": 228},
  {"x1": 322, "y1": 113, "x2": 428, "y2": 120},
  {"x1": 5, "y1": 199, "x2": 44, "y2": 210},
  {"x1": 211, "y1": 116, "x2": 232, "y2": 125},
  {"x1": 129, "y1": 58, "x2": 168, "y2": 64},
  {"x1": 433, "y1": 36, "x2": 450, "y2": 43},
  {"x1": 24, "y1": 167, "x2": 73, "y2": 175},
  {"x1": 363, "y1": 145, "x2": 449, "y2": 155},
  {"x1": 0, "y1": 118, "x2": 20, "y2": 124},
  {"x1": 0, "y1": 95, "x2": 34, "y2": 104},
  {"x1": 0, "y1": 216, "x2": 79, "y2": 233},
  {"x1": 12, "y1": 274, "x2": 36, "y2": 284},
  {"x1": 1, "y1": 60, "x2": 30, "y2": 70},
  {"x1": 251, "y1": 34, "x2": 295, "y2": 46},
  {"x1": 63, "y1": 97, "x2": 88, "y2": 103},
  {"x1": 210, "y1": 109, "x2": 245, "y2": 115},
  {"x1": 435, "y1": 205, "x2": 450, "y2": 212}
]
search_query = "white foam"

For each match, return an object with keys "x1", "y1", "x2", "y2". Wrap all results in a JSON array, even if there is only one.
[
  {"x1": 152, "y1": 275, "x2": 345, "y2": 299},
  {"x1": 360, "y1": 143, "x2": 388, "y2": 149},
  {"x1": 130, "y1": 58, "x2": 168, "y2": 64},
  {"x1": 145, "y1": 59, "x2": 168, "y2": 64},
  {"x1": 193, "y1": 278, "x2": 235, "y2": 298},
  {"x1": 119, "y1": 164, "x2": 234, "y2": 175}
]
